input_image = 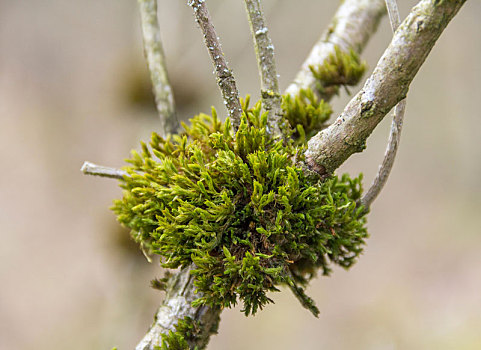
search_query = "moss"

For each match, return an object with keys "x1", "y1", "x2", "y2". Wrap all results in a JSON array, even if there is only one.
[
  {"x1": 309, "y1": 45, "x2": 367, "y2": 95},
  {"x1": 282, "y1": 88, "x2": 333, "y2": 143},
  {"x1": 112, "y1": 98, "x2": 368, "y2": 317},
  {"x1": 360, "y1": 100, "x2": 377, "y2": 119},
  {"x1": 261, "y1": 90, "x2": 280, "y2": 99},
  {"x1": 158, "y1": 316, "x2": 201, "y2": 350},
  {"x1": 151, "y1": 271, "x2": 173, "y2": 291}
]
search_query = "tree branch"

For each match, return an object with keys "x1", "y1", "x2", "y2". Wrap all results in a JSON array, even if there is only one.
[
  {"x1": 361, "y1": 0, "x2": 405, "y2": 210},
  {"x1": 305, "y1": 0, "x2": 466, "y2": 177},
  {"x1": 80, "y1": 161, "x2": 128, "y2": 180},
  {"x1": 244, "y1": 0, "x2": 283, "y2": 137},
  {"x1": 138, "y1": 0, "x2": 180, "y2": 137},
  {"x1": 188, "y1": 0, "x2": 243, "y2": 132},
  {"x1": 135, "y1": 265, "x2": 221, "y2": 350},
  {"x1": 285, "y1": 0, "x2": 386, "y2": 100}
]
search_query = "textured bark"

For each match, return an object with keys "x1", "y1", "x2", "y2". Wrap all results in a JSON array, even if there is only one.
[
  {"x1": 361, "y1": 0, "x2": 406, "y2": 210},
  {"x1": 135, "y1": 265, "x2": 221, "y2": 350},
  {"x1": 305, "y1": 0, "x2": 467, "y2": 177},
  {"x1": 285, "y1": 0, "x2": 386, "y2": 100},
  {"x1": 244, "y1": 0, "x2": 283, "y2": 137},
  {"x1": 188, "y1": 0, "x2": 243, "y2": 132},
  {"x1": 138, "y1": 0, "x2": 179, "y2": 137}
]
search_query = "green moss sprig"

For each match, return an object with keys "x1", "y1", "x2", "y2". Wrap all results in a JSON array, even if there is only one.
[
  {"x1": 309, "y1": 45, "x2": 367, "y2": 95},
  {"x1": 158, "y1": 316, "x2": 202, "y2": 350},
  {"x1": 112, "y1": 98, "x2": 368, "y2": 317},
  {"x1": 282, "y1": 88, "x2": 333, "y2": 142}
]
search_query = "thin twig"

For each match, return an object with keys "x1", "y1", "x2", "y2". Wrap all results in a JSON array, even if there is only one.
[
  {"x1": 188, "y1": 0, "x2": 243, "y2": 132},
  {"x1": 138, "y1": 0, "x2": 179, "y2": 137},
  {"x1": 285, "y1": 0, "x2": 386, "y2": 101},
  {"x1": 244, "y1": 0, "x2": 283, "y2": 137},
  {"x1": 305, "y1": 0, "x2": 466, "y2": 177},
  {"x1": 80, "y1": 161, "x2": 128, "y2": 180},
  {"x1": 385, "y1": 0, "x2": 402, "y2": 30},
  {"x1": 361, "y1": 0, "x2": 405, "y2": 210}
]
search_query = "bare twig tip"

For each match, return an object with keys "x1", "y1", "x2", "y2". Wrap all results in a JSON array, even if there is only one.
[{"x1": 81, "y1": 161, "x2": 127, "y2": 180}]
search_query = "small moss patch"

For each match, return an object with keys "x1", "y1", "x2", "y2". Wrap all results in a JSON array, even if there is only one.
[
  {"x1": 282, "y1": 88, "x2": 333, "y2": 142},
  {"x1": 158, "y1": 316, "x2": 201, "y2": 350},
  {"x1": 310, "y1": 45, "x2": 367, "y2": 95}
]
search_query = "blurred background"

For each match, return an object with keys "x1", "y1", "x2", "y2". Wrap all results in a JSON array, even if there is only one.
[{"x1": 1, "y1": 0, "x2": 480, "y2": 349}]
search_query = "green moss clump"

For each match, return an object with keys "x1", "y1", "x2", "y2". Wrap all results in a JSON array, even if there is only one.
[
  {"x1": 282, "y1": 88, "x2": 333, "y2": 142},
  {"x1": 310, "y1": 45, "x2": 367, "y2": 94},
  {"x1": 112, "y1": 98, "x2": 368, "y2": 317},
  {"x1": 158, "y1": 316, "x2": 201, "y2": 350}
]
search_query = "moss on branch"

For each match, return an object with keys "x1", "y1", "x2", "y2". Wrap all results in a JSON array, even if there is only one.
[
  {"x1": 158, "y1": 316, "x2": 207, "y2": 350},
  {"x1": 112, "y1": 97, "x2": 368, "y2": 318},
  {"x1": 305, "y1": 0, "x2": 467, "y2": 177},
  {"x1": 282, "y1": 88, "x2": 333, "y2": 143},
  {"x1": 309, "y1": 46, "x2": 367, "y2": 95}
]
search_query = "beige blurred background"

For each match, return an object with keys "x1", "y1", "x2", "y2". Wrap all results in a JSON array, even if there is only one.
[{"x1": 1, "y1": 1, "x2": 480, "y2": 349}]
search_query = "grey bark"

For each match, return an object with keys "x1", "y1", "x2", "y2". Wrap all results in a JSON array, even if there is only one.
[
  {"x1": 244, "y1": 0, "x2": 283, "y2": 137},
  {"x1": 361, "y1": 0, "x2": 406, "y2": 210},
  {"x1": 285, "y1": 0, "x2": 386, "y2": 101},
  {"x1": 188, "y1": 0, "x2": 243, "y2": 132},
  {"x1": 138, "y1": 0, "x2": 180, "y2": 137},
  {"x1": 305, "y1": 0, "x2": 467, "y2": 177},
  {"x1": 135, "y1": 265, "x2": 221, "y2": 350},
  {"x1": 80, "y1": 161, "x2": 128, "y2": 180}
]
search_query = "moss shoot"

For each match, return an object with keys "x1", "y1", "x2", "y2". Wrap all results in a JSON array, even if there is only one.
[
  {"x1": 282, "y1": 88, "x2": 333, "y2": 142},
  {"x1": 112, "y1": 96, "x2": 368, "y2": 317},
  {"x1": 158, "y1": 316, "x2": 202, "y2": 350},
  {"x1": 309, "y1": 45, "x2": 367, "y2": 95}
]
